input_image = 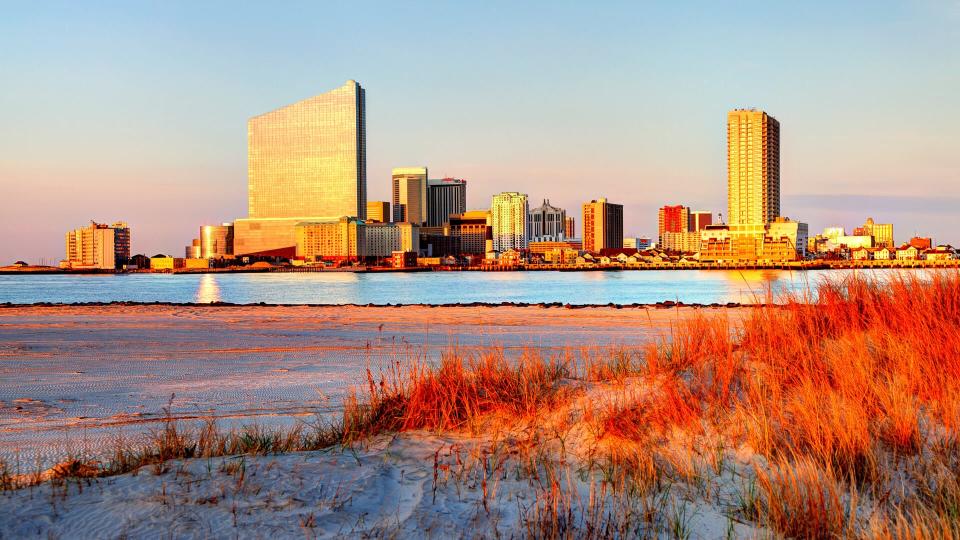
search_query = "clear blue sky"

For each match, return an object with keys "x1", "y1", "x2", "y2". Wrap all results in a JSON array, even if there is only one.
[{"x1": 1, "y1": 0, "x2": 958, "y2": 262}]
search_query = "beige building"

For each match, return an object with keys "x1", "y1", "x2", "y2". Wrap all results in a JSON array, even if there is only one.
[
  {"x1": 239, "y1": 80, "x2": 366, "y2": 255},
  {"x1": 661, "y1": 231, "x2": 701, "y2": 253},
  {"x1": 366, "y1": 201, "x2": 390, "y2": 223},
  {"x1": 491, "y1": 193, "x2": 529, "y2": 253},
  {"x1": 582, "y1": 198, "x2": 623, "y2": 252},
  {"x1": 700, "y1": 219, "x2": 807, "y2": 263},
  {"x1": 392, "y1": 167, "x2": 428, "y2": 224},
  {"x1": 295, "y1": 219, "x2": 418, "y2": 262},
  {"x1": 295, "y1": 218, "x2": 362, "y2": 262},
  {"x1": 728, "y1": 109, "x2": 780, "y2": 225},
  {"x1": 450, "y1": 210, "x2": 491, "y2": 255},
  {"x1": 64, "y1": 221, "x2": 129, "y2": 269}
]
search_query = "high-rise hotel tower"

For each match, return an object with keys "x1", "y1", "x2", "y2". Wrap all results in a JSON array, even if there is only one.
[
  {"x1": 727, "y1": 109, "x2": 779, "y2": 225},
  {"x1": 236, "y1": 80, "x2": 367, "y2": 255}
]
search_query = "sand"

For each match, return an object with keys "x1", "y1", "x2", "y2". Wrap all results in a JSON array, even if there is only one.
[
  {"x1": 0, "y1": 304, "x2": 737, "y2": 468},
  {"x1": 0, "y1": 304, "x2": 763, "y2": 538}
]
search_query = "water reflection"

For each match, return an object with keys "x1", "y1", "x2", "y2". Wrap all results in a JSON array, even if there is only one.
[
  {"x1": 195, "y1": 274, "x2": 221, "y2": 303},
  {"x1": 0, "y1": 268, "x2": 950, "y2": 305}
]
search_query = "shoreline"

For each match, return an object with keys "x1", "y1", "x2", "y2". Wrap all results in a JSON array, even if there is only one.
[
  {"x1": 2, "y1": 259, "x2": 957, "y2": 275},
  {"x1": 0, "y1": 300, "x2": 765, "y2": 309}
]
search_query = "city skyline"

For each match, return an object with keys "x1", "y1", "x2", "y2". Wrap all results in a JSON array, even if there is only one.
[{"x1": 2, "y1": 1, "x2": 959, "y2": 262}]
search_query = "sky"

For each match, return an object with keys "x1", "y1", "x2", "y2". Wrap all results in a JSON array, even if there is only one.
[{"x1": 1, "y1": 0, "x2": 958, "y2": 262}]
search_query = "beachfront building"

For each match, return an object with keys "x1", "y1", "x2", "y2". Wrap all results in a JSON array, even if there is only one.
[
  {"x1": 295, "y1": 218, "x2": 418, "y2": 262},
  {"x1": 295, "y1": 218, "x2": 363, "y2": 262},
  {"x1": 700, "y1": 218, "x2": 807, "y2": 263},
  {"x1": 236, "y1": 80, "x2": 367, "y2": 256},
  {"x1": 528, "y1": 199, "x2": 567, "y2": 242},
  {"x1": 491, "y1": 193, "x2": 529, "y2": 254},
  {"x1": 658, "y1": 205, "x2": 689, "y2": 246},
  {"x1": 728, "y1": 109, "x2": 780, "y2": 226},
  {"x1": 449, "y1": 211, "x2": 491, "y2": 256},
  {"x1": 583, "y1": 198, "x2": 623, "y2": 252},
  {"x1": 897, "y1": 245, "x2": 921, "y2": 260},
  {"x1": 426, "y1": 178, "x2": 466, "y2": 227},
  {"x1": 392, "y1": 167, "x2": 428, "y2": 225},
  {"x1": 661, "y1": 231, "x2": 701, "y2": 253},
  {"x1": 63, "y1": 221, "x2": 130, "y2": 270},
  {"x1": 200, "y1": 223, "x2": 234, "y2": 258},
  {"x1": 365, "y1": 201, "x2": 390, "y2": 223}
]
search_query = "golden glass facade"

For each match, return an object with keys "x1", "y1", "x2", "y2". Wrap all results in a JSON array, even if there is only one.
[
  {"x1": 728, "y1": 109, "x2": 780, "y2": 225},
  {"x1": 200, "y1": 224, "x2": 234, "y2": 258},
  {"x1": 248, "y1": 80, "x2": 366, "y2": 220}
]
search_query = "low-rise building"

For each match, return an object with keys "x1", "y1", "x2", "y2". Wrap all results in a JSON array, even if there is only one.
[
  {"x1": 149, "y1": 255, "x2": 182, "y2": 270},
  {"x1": 896, "y1": 245, "x2": 920, "y2": 260},
  {"x1": 184, "y1": 258, "x2": 210, "y2": 269},
  {"x1": 924, "y1": 247, "x2": 956, "y2": 261},
  {"x1": 391, "y1": 251, "x2": 417, "y2": 268}
]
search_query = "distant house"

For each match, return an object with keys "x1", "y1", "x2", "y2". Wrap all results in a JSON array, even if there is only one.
[
  {"x1": 851, "y1": 247, "x2": 870, "y2": 261},
  {"x1": 924, "y1": 247, "x2": 956, "y2": 261},
  {"x1": 576, "y1": 253, "x2": 596, "y2": 266},
  {"x1": 874, "y1": 247, "x2": 893, "y2": 261},
  {"x1": 896, "y1": 245, "x2": 920, "y2": 260}
]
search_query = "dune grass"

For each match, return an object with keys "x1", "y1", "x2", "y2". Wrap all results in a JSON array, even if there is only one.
[{"x1": 3, "y1": 270, "x2": 959, "y2": 537}]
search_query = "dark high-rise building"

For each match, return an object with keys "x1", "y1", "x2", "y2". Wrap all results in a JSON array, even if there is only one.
[
  {"x1": 564, "y1": 216, "x2": 575, "y2": 239},
  {"x1": 582, "y1": 198, "x2": 623, "y2": 252},
  {"x1": 426, "y1": 178, "x2": 467, "y2": 227}
]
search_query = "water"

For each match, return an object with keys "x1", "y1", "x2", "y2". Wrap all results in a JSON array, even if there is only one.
[{"x1": 0, "y1": 269, "x2": 920, "y2": 305}]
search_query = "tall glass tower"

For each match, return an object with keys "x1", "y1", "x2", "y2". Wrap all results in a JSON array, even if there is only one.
[
  {"x1": 727, "y1": 109, "x2": 780, "y2": 225},
  {"x1": 247, "y1": 80, "x2": 366, "y2": 220}
]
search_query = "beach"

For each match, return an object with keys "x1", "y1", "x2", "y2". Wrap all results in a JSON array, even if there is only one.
[{"x1": 0, "y1": 303, "x2": 731, "y2": 467}]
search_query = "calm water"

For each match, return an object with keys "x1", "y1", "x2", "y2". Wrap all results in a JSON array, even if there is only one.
[{"x1": 0, "y1": 269, "x2": 922, "y2": 305}]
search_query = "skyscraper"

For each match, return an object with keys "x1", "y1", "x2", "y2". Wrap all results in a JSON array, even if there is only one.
[
  {"x1": 528, "y1": 199, "x2": 567, "y2": 241},
  {"x1": 392, "y1": 167, "x2": 428, "y2": 224},
  {"x1": 426, "y1": 178, "x2": 467, "y2": 227},
  {"x1": 582, "y1": 198, "x2": 623, "y2": 252},
  {"x1": 658, "y1": 205, "x2": 689, "y2": 246},
  {"x1": 366, "y1": 201, "x2": 390, "y2": 223},
  {"x1": 247, "y1": 80, "x2": 366, "y2": 220},
  {"x1": 236, "y1": 80, "x2": 367, "y2": 256},
  {"x1": 728, "y1": 109, "x2": 780, "y2": 225},
  {"x1": 564, "y1": 217, "x2": 575, "y2": 239},
  {"x1": 491, "y1": 192, "x2": 529, "y2": 253}
]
